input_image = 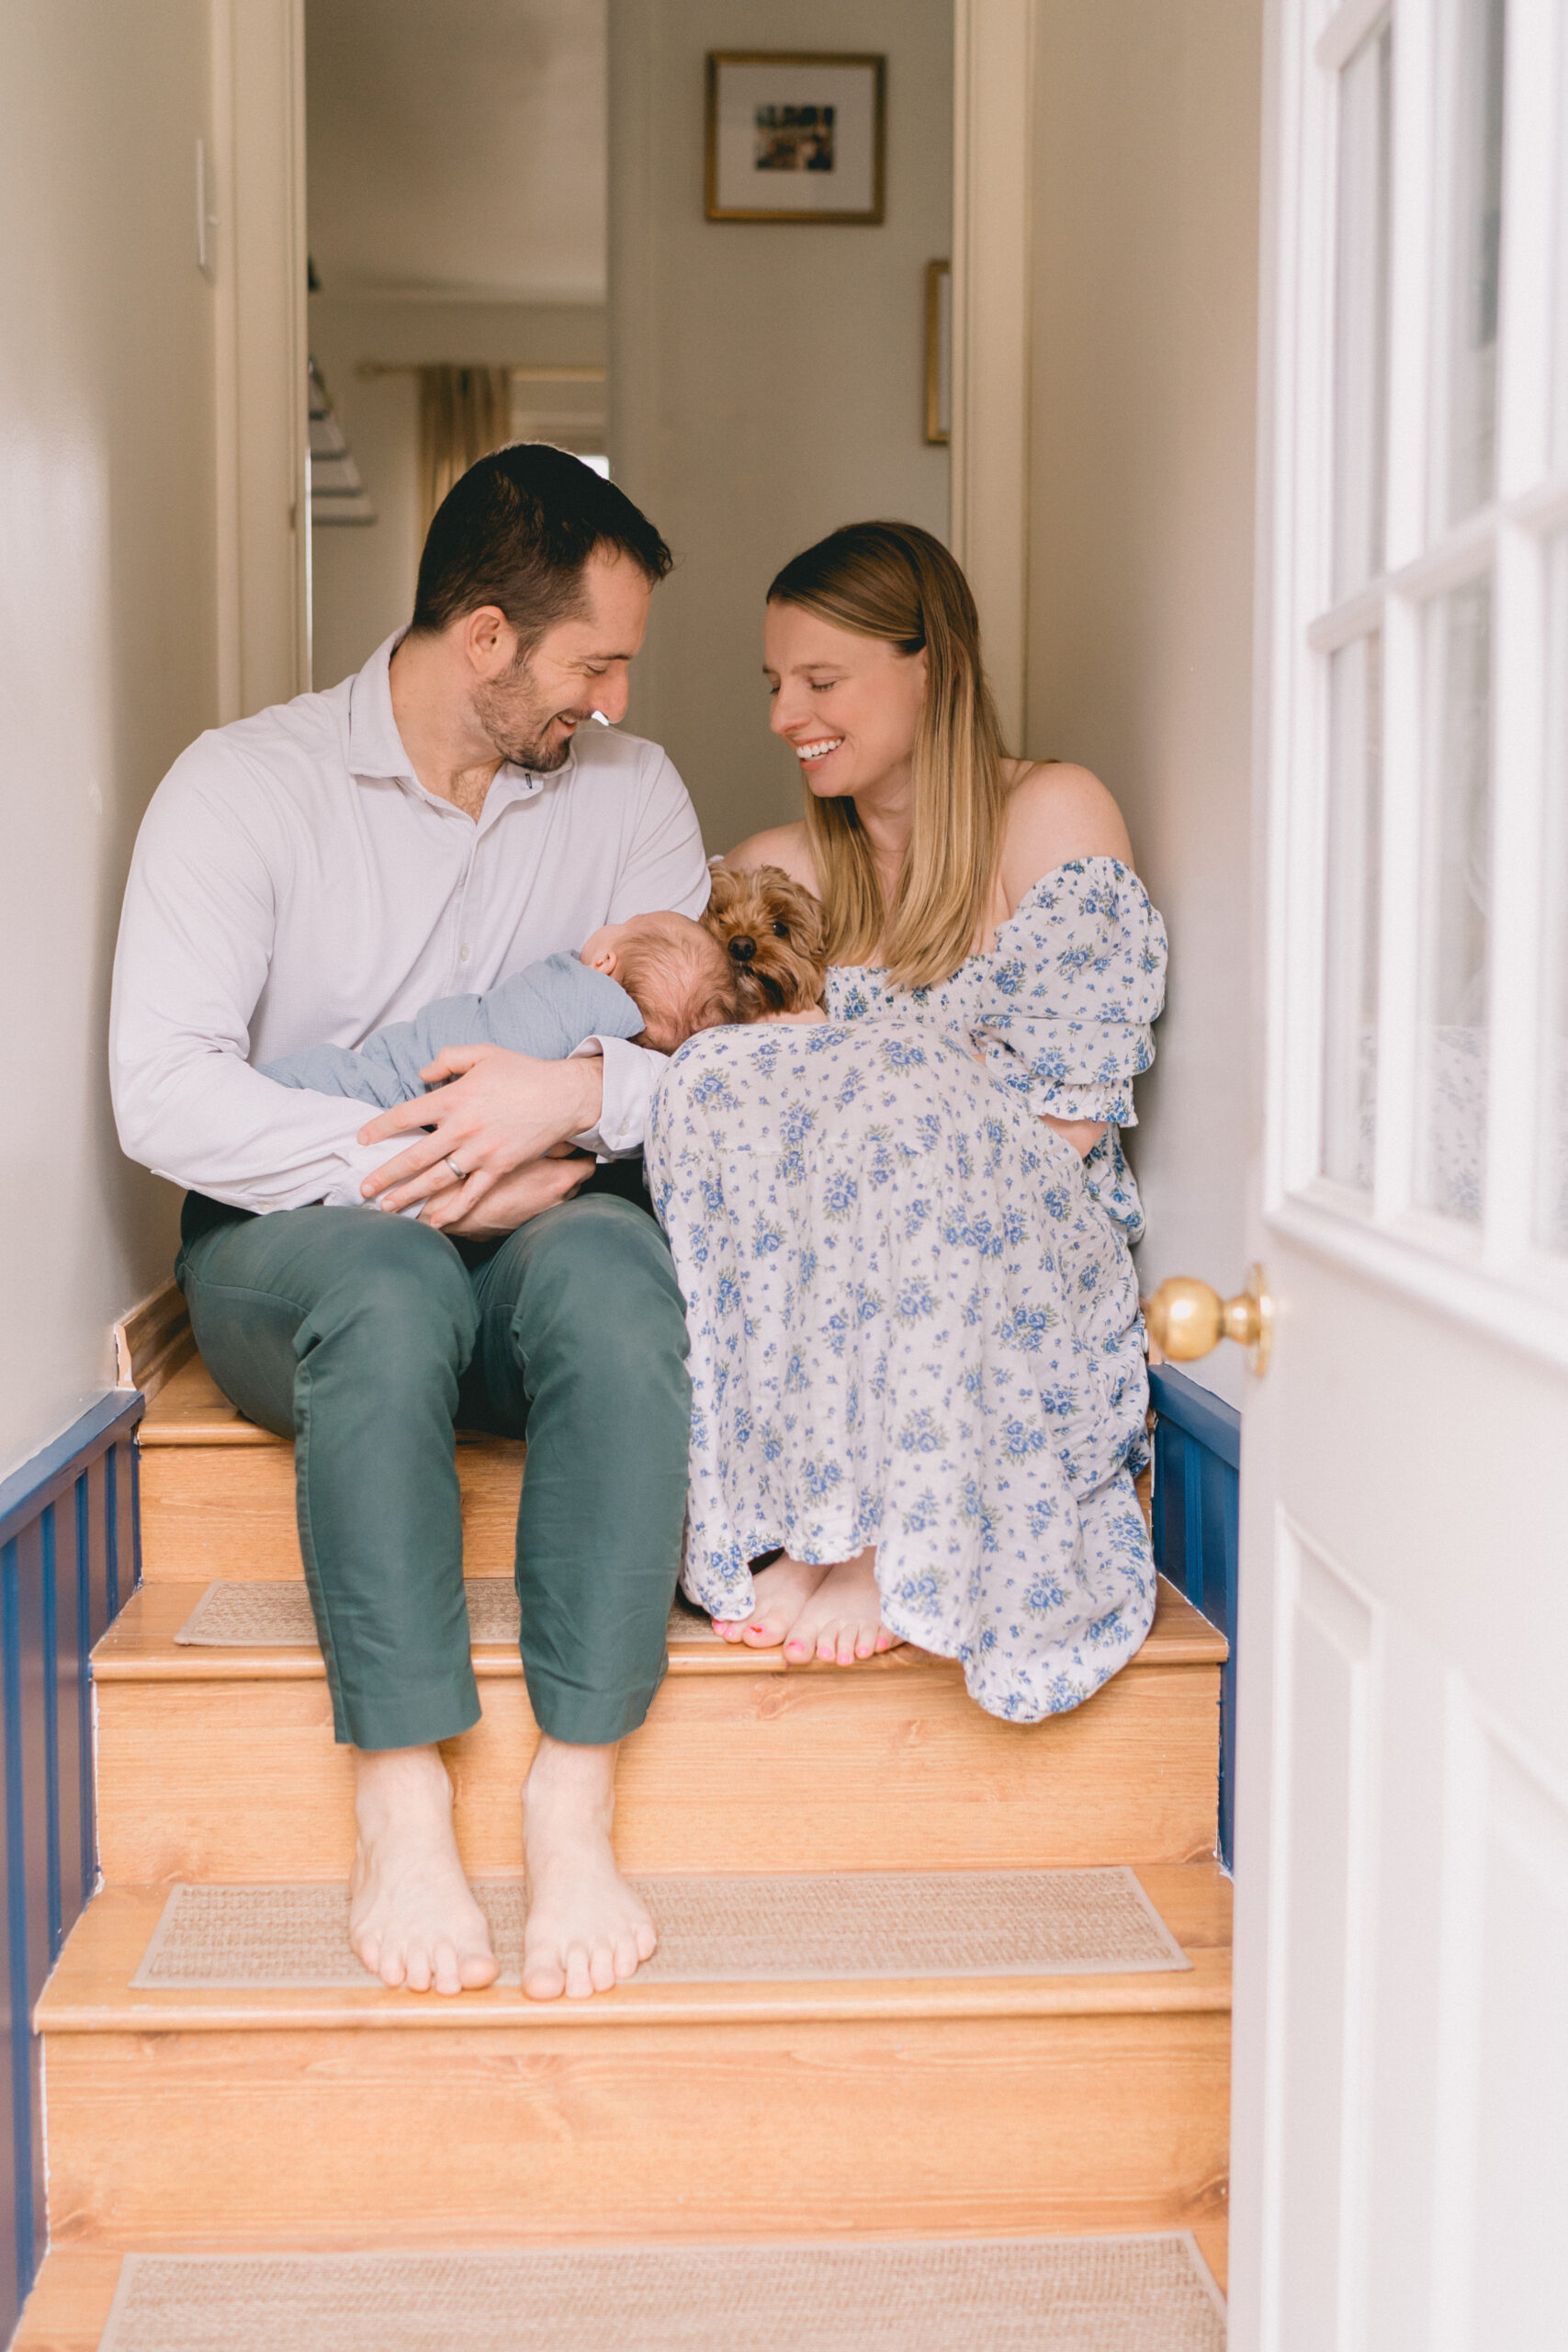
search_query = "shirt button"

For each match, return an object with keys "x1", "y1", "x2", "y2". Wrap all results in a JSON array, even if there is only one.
[{"x1": 459, "y1": 945, "x2": 471, "y2": 965}]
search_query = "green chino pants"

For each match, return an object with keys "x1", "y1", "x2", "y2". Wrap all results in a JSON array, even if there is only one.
[{"x1": 175, "y1": 1190, "x2": 691, "y2": 1751}]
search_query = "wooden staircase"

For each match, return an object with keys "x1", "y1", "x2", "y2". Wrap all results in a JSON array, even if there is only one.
[{"x1": 17, "y1": 1351, "x2": 1232, "y2": 2346}]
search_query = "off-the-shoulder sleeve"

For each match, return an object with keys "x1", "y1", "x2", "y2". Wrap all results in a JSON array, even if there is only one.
[{"x1": 961, "y1": 859, "x2": 1168, "y2": 1125}]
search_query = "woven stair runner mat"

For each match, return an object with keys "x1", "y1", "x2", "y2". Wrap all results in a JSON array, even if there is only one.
[
  {"x1": 130, "y1": 1867, "x2": 1190, "y2": 1989},
  {"x1": 99, "y1": 2236, "x2": 1226, "y2": 2351},
  {"x1": 173, "y1": 1578, "x2": 717, "y2": 1648}
]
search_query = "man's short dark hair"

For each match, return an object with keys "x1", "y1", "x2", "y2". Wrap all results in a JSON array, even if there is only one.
[{"x1": 411, "y1": 442, "x2": 672, "y2": 650}]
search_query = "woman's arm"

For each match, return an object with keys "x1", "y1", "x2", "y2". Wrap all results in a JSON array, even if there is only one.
[
  {"x1": 997, "y1": 762, "x2": 1133, "y2": 906},
  {"x1": 1000, "y1": 763, "x2": 1135, "y2": 1159}
]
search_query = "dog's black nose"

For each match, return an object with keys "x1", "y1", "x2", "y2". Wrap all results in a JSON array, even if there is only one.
[{"x1": 729, "y1": 935, "x2": 756, "y2": 963}]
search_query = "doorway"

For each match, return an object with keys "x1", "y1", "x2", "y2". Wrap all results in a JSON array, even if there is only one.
[
  {"x1": 304, "y1": 0, "x2": 611, "y2": 695},
  {"x1": 301, "y1": 0, "x2": 956, "y2": 863}
]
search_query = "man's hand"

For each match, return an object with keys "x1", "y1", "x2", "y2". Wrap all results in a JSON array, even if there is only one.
[
  {"x1": 415, "y1": 1151, "x2": 594, "y2": 1237},
  {"x1": 359, "y1": 1044, "x2": 604, "y2": 1215}
]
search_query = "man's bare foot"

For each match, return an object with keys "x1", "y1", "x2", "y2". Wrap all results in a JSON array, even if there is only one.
[
  {"x1": 714, "y1": 1554, "x2": 830, "y2": 1646},
  {"x1": 349, "y1": 1746, "x2": 500, "y2": 1996},
  {"x1": 782, "y1": 1549, "x2": 905, "y2": 1666},
  {"x1": 521, "y1": 1736, "x2": 657, "y2": 2001}
]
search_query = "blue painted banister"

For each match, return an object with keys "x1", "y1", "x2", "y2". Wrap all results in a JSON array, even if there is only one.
[
  {"x1": 1147, "y1": 1363, "x2": 1240, "y2": 1867},
  {"x1": 0, "y1": 1389, "x2": 141, "y2": 2337}
]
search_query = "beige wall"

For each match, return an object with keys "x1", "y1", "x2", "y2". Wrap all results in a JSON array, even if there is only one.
[
  {"x1": 608, "y1": 0, "x2": 953, "y2": 854},
  {"x1": 1026, "y1": 0, "x2": 1263, "y2": 1404},
  {"x1": 0, "y1": 0, "x2": 221, "y2": 1476},
  {"x1": 308, "y1": 300, "x2": 606, "y2": 690}
]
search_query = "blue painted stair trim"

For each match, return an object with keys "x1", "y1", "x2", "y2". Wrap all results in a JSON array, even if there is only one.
[
  {"x1": 0, "y1": 1389, "x2": 142, "y2": 2338},
  {"x1": 1147, "y1": 1363, "x2": 1240, "y2": 1868}
]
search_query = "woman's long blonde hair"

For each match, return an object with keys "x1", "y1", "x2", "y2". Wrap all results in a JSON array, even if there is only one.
[{"x1": 768, "y1": 520, "x2": 1008, "y2": 991}]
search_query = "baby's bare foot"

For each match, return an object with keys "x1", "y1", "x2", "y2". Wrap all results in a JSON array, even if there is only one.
[
  {"x1": 714, "y1": 1554, "x2": 830, "y2": 1646},
  {"x1": 521, "y1": 1736, "x2": 657, "y2": 2001},
  {"x1": 783, "y1": 1550, "x2": 905, "y2": 1666},
  {"x1": 349, "y1": 1746, "x2": 499, "y2": 1996}
]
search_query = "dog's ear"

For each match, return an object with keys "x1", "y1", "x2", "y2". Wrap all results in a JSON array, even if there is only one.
[{"x1": 704, "y1": 867, "x2": 742, "y2": 922}]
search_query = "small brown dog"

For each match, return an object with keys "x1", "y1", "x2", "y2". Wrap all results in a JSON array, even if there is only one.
[{"x1": 702, "y1": 865, "x2": 827, "y2": 1020}]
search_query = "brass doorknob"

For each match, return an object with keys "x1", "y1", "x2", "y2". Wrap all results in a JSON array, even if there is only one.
[{"x1": 1142, "y1": 1264, "x2": 1272, "y2": 1376}]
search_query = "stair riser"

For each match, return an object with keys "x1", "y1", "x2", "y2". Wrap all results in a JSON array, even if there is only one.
[
  {"x1": 95, "y1": 1664, "x2": 1222, "y2": 1880},
  {"x1": 42, "y1": 2012, "x2": 1229, "y2": 2247},
  {"x1": 139, "y1": 1447, "x2": 522, "y2": 1579}
]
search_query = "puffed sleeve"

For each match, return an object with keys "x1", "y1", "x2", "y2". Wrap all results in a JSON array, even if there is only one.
[{"x1": 963, "y1": 859, "x2": 1168, "y2": 1125}]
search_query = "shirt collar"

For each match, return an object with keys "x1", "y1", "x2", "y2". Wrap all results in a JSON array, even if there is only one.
[{"x1": 345, "y1": 628, "x2": 572, "y2": 813}]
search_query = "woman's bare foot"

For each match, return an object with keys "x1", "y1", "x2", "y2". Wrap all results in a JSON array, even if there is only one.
[
  {"x1": 714, "y1": 1553, "x2": 829, "y2": 1646},
  {"x1": 782, "y1": 1549, "x2": 905, "y2": 1666},
  {"x1": 521, "y1": 1736, "x2": 658, "y2": 2001},
  {"x1": 349, "y1": 1746, "x2": 500, "y2": 1996}
]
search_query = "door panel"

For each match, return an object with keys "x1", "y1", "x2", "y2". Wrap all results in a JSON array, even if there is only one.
[{"x1": 1235, "y1": 5, "x2": 1568, "y2": 2331}]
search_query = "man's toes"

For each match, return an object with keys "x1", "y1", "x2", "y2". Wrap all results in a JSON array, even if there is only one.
[
  {"x1": 522, "y1": 1945, "x2": 566, "y2": 2000},
  {"x1": 589, "y1": 1941, "x2": 617, "y2": 1994},
  {"x1": 459, "y1": 1945, "x2": 500, "y2": 1989},
  {"x1": 402, "y1": 1942, "x2": 434, "y2": 1994},
  {"x1": 612, "y1": 1930, "x2": 641, "y2": 1980},
  {"x1": 428, "y1": 1939, "x2": 462, "y2": 1997},
  {"x1": 635, "y1": 1919, "x2": 659, "y2": 1962},
  {"x1": 354, "y1": 1929, "x2": 382, "y2": 1976},
  {"x1": 563, "y1": 1942, "x2": 596, "y2": 2001},
  {"x1": 378, "y1": 1942, "x2": 410, "y2": 1990}
]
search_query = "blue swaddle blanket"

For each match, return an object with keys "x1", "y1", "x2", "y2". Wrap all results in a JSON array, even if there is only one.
[{"x1": 260, "y1": 950, "x2": 645, "y2": 1109}]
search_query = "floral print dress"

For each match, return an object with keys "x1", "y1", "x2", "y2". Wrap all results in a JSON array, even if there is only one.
[{"x1": 646, "y1": 857, "x2": 1169, "y2": 1722}]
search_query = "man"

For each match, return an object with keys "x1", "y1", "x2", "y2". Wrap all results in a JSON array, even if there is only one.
[{"x1": 110, "y1": 446, "x2": 709, "y2": 1999}]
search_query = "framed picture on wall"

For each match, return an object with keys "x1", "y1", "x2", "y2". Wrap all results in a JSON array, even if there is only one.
[{"x1": 705, "y1": 52, "x2": 886, "y2": 224}]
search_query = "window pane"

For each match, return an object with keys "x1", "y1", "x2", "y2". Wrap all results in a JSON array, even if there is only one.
[
  {"x1": 1322, "y1": 635, "x2": 1383, "y2": 1187},
  {"x1": 1333, "y1": 20, "x2": 1393, "y2": 597},
  {"x1": 1416, "y1": 580, "x2": 1493, "y2": 1222},
  {"x1": 1433, "y1": 0, "x2": 1507, "y2": 527},
  {"x1": 1540, "y1": 539, "x2": 1568, "y2": 1251}
]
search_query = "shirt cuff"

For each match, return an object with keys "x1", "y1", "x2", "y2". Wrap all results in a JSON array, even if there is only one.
[{"x1": 569, "y1": 1035, "x2": 668, "y2": 1158}]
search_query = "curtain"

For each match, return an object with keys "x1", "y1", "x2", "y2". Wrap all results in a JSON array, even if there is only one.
[{"x1": 417, "y1": 365, "x2": 513, "y2": 536}]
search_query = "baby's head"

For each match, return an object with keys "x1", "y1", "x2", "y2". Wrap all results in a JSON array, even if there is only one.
[{"x1": 581, "y1": 911, "x2": 738, "y2": 1054}]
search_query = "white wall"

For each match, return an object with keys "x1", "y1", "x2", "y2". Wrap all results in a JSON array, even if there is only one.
[
  {"x1": 0, "y1": 0, "x2": 221, "y2": 1476},
  {"x1": 1025, "y1": 0, "x2": 1263, "y2": 1403},
  {"x1": 609, "y1": 0, "x2": 953, "y2": 854},
  {"x1": 308, "y1": 299, "x2": 606, "y2": 689}
]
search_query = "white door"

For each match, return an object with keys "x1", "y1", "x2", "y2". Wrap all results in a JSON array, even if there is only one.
[{"x1": 1219, "y1": 0, "x2": 1568, "y2": 2344}]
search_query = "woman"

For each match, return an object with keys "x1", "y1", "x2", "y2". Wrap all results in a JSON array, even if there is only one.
[{"x1": 647, "y1": 523, "x2": 1167, "y2": 1722}]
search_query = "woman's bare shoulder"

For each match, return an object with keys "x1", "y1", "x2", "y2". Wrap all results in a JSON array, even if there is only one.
[
  {"x1": 998, "y1": 761, "x2": 1134, "y2": 901},
  {"x1": 721, "y1": 820, "x2": 820, "y2": 894}
]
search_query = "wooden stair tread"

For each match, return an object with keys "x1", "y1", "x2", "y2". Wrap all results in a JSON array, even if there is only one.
[
  {"x1": 13, "y1": 2222, "x2": 1229, "y2": 2346},
  {"x1": 37, "y1": 1865, "x2": 1230, "y2": 2036},
  {"x1": 94, "y1": 1573, "x2": 1229, "y2": 1680},
  {"x1": 139, "y1": 1355, "x2": 520, "y2": 1455}
]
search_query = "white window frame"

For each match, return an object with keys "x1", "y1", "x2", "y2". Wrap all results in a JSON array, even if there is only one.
[{"x1": 1262, "y1": 0, "x2": 1568, "y2": 1371}]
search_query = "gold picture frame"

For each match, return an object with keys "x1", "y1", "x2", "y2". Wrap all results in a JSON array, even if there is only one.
[
  {"x1": 925, "y1": 259, "x2": 952, "y2": 444},
  {"x1": 705, "y1": 51, "x2": 886, "y2": 225}
]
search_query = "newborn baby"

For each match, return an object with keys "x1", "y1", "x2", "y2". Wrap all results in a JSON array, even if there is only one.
[{"x1": 260, "y1": 910, "x2": 738, "y2": 1114}]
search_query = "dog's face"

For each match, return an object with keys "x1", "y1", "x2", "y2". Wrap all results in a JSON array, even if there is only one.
[{"x1": 702, "y1": 865, "x2": 827, "y2": 1017}]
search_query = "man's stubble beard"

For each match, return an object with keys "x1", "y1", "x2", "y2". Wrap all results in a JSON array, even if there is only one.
[{"x1": 472, "y1": 660, "x2": 581, "y2": 774}]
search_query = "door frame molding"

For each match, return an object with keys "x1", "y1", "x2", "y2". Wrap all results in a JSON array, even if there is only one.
[
  {"x1": 208, "y1": 0, "x2": 310, "y2": 717},
  {"x1": 950, "y1": 0, "x2": 1034, "y2": 752}
]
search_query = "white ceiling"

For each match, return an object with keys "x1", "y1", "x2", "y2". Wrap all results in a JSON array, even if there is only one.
[{"x1": 306, "y1": 0, "x2": 607, "y2": 304}]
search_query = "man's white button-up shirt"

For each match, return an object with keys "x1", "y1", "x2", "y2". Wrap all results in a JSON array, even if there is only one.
[{"x1": 110, "y1": 632, "x2": 711, "y2": 1214}]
